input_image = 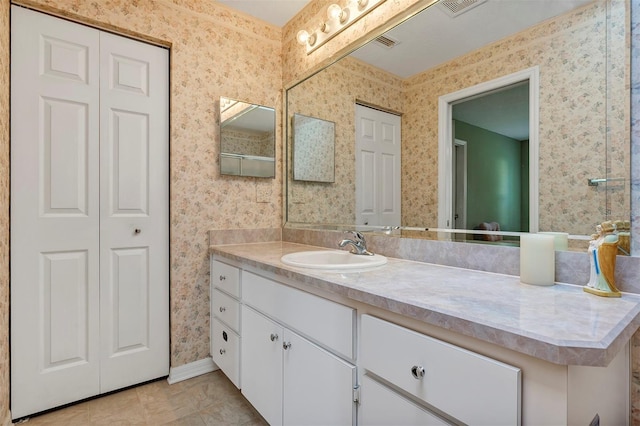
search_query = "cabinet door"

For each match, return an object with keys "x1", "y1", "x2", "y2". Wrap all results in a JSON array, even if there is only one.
[
  {"x1": 360, "y1": 375, "x2": 450, "y2": 426},
  {"x1": 283, "y1": 329, "x2": 356, "y2": 426},
  {"x1": 241, "y1": 306, "x2": 283, "y2": 426}
]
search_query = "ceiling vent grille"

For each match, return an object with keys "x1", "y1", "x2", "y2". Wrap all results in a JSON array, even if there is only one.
[
  {"x1": 438, "y1": 0, "x2": 487, "y2": 18},
  {"x1": 374, "y1": 35, "x2": 399, "y2": 49}
]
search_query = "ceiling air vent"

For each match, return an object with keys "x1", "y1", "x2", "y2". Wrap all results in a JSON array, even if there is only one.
[
  {"x1": 374, "y1": 35, "x2": 399, "y2": 49},
  {"x1": 438, "y1": 0, "x2": 487, "y2": 18}
]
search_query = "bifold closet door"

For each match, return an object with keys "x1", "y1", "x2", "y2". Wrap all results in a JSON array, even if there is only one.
[
  {"x1": 98, "y1": 31, "x2": 169, "y2": 394},
  {"x1": 10, "y1": 5, "x2": 169, "y2": 418}
]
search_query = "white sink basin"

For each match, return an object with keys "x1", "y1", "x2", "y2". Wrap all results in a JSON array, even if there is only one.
[{"x1": 281, "y1": 250, "x2": 387, "y2": 270}]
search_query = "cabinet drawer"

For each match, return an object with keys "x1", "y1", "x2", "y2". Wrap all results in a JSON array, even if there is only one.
[
  {"x1": 361, "y1": 315, "x2": 521, "y2": 425},
  {"x1": 211, "y1": 259, "x2": 240, "y2": 297},
  {"x1": 243, "y1": 271, "x2": 355, "y2": 360},
  {"x1": 211, "y1": 317, "x2": 240, "y2": 389},
  {"x1": 360, "y1": 374, "x2": 449, "y2": 426},
  {"x1": 212, "y1": 288, "x2": 240, "y2": 332}
]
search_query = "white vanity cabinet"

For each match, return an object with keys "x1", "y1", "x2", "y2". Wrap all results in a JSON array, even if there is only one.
[
  {"x1": 210, "y1": 259, "x2": 241, "y2": 388},
  {"x1": 360, "y1": 315, "x2": 521, "y2": 425},
  {"x1": 241, "y1": 271, "x2": 357, "y2": 426}
]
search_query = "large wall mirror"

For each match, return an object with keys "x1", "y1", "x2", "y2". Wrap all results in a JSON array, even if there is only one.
[
  {"x1": 220, "y1": 97, "x2": 276, "y2": 178},
  {"x1": 285, "y1": 0, "x2": 630, "y2": 247}
]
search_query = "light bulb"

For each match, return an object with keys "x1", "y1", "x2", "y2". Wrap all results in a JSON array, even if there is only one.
[
  {"x1": 327, "y1": 4, "x2": 342, "y2": 20},
  {"x1": 296, "y1": 30, "x2": 310, "y2": 45},
  {"x1": 350, "y1": 0, "x2": 368, "y2": 9}
]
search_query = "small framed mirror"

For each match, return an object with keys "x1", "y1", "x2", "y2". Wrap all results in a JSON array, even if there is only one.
[
  {"x1": 293, "y1": 113, "x2": 335, "y2": 183},
  {"x1": 220, "y1": 97, "x2": 276, "y2": 178}
]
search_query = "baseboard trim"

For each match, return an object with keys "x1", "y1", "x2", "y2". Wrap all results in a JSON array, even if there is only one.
[{"x1": 167, "y1": 357, "x2": 218, "y2": 385}]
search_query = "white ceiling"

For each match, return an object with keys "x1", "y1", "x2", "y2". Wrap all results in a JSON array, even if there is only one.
[
  {"x1": 350, "y1": 0, "x2": 593, "y2": 78},
  {"x1": 215, "y1": 0, "x2": 310, "y2": 27}
]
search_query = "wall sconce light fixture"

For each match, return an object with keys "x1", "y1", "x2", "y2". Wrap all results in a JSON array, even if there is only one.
[{"x1": 297, "y1": 0, "x2": 387, "y2": 54}]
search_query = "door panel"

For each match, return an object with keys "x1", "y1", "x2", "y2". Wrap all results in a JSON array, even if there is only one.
[
  {"x1": 241, "y1": 306, "x2": 284, "y2": 426},
  {"x1": 99, "y1": 31, "x2": 169, "y2": 393},
  {"x1": 355, "y1": 105, "x2": 401, "y2": 226},
  {"x1": 109, "y1": 110, "x2": 150, "y2": 214},
  {"x1": 42, "y1": 98, "x2": 90, "y2": 214},
  {"x1": 109, "y1": 248, "x2": 149, "y2": 353},
  {"x1": 42, "y1": 250, "x2": 90, "y2": 368},
  {"x1": 11, "y1": 6, "x2": 101, "y2": 418}
]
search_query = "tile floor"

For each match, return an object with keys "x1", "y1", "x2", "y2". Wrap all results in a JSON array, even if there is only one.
[{"x1": 19, "y1": 371, "x2": 267, "y2": 425}]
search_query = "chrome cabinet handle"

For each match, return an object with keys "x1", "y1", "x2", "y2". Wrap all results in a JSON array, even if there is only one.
[
  {"x1": 411, "y1": 365, "x2": 425, "y2": 380},
  {"x1": 219, "y1": 349, "x2": 226, "y2": 355},
  {"x1": 219, "y1": 275, "x2": 226, "y2": 281},
  {"x1": 219, "y1": 306, "x2": 226, "y2": 313},
  {"x1": 270, "y1": 333, "x2": 279, "y2": 342},
  {"x1": 283, "y1": 342, "x2": 292, "y2": 350}
]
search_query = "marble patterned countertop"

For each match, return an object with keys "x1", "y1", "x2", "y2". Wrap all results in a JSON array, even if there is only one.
[{"x1": 209, "y1": 241, "x2": 640, "y2": 367}]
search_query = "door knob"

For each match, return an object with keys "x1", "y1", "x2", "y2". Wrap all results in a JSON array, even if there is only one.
[
  {"x1": 219, "y1": 275, "x2": 226, "y2": 281},
  {"x1": 219, "y1": 306, "x2": 226, "y2": 313},
  {"x1": 270, "y1": 333, "x2": 279, "y2": 342},
  {"x1": 282, "y1": 342, "x2": 292, "y2": 350},
  {"x1": 411, "y1": 365, "x2": 425, "y2": 379},
  {"x1": 219, "y1": 349, "x2": 226, "y2": 355},
  {"x1": 134, "y1": 228, "x2": 141, "y2": 234}
]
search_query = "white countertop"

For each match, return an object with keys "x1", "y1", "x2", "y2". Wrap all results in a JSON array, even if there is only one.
[{"x1": 209, "y1": 241, "x2": 640, "y2": 367}]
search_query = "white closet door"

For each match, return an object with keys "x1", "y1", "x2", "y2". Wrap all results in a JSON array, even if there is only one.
[
  {"x1": 10, "y1": 6, "x2": 101, "y2": 418},
  {"x1": 11, "y1": 6, "x2": 169, "y2": 418},
  {"x1": 355, "y1": 105, "x2": 401, "y2": 227},
  {"x1": 98, "y1": 32, "x2": 169, "y2": 393}
]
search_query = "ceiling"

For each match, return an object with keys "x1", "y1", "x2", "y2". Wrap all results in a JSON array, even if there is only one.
[{"x1": 215, "y1": 0, "x2": 310, "y2": 27}]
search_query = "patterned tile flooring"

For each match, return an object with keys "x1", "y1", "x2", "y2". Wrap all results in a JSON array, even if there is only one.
[{"x1": 19, "y1": 371, "x2": 267, "y2": 425}]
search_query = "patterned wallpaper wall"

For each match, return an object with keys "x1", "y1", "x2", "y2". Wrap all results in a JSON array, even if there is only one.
[
  {"x1": 292, "y1": 114, "x2": 335, "y2": 182},
  {"x1": 0, "y1": 0, "x2": 9, "y2": 422},
  {"x1": 4, "y1": 0, "x2": 283, "y2": 378}
]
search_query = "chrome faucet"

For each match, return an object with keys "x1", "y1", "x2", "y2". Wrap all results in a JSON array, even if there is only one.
[{"x1": 339, "y1": 231, "x2": 373, "y2": 256}]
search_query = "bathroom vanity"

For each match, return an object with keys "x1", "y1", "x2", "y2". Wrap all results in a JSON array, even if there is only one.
[{"x1": 210, "y1": 241, "x2": 640, "y2": 425}]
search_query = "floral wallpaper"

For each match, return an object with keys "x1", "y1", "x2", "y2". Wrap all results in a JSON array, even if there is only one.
[
  {"x1": 221, "y1": 129, "x2": 274, "y2": 157},
  {"x1": 0, "y1": 0, "x2": 9, "y2": 422},
  {"x1": 3, "y1": 0, "x2": 283, "y2": 384},
  {"x1": 292, "y1": 114, "x2": 335, "y2": 182}
]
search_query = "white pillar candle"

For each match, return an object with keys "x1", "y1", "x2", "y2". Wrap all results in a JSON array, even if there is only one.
[
  {"x1": 539, "y1": 232, "x2": 569, "y2": 251},
  {"x1": 520, "y1": 234, "x2": 556, "y2": 286}
]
